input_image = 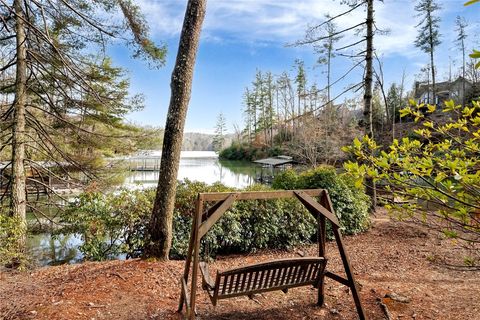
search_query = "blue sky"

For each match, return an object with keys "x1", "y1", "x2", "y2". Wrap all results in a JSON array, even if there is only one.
[{"x1": 108, "y1": 0, "x2": 479, "y2": 133}]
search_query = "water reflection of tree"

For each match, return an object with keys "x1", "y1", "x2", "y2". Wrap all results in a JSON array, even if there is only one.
[
  {"x1": 48, "y1": 234, "x2": 79, "y2": 266},
  {"x1": 28, "y1": 233, "x2": 79, "y2": 266},
  {"x1": 214, "y1": 160, "x2": 226, "y2": 184},
  {"x1": 218, "y1": 160, "x2": 257, "y2": 176}
]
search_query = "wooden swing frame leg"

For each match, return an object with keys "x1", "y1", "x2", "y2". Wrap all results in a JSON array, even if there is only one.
[
  {"x1": 295, "y1": 190, "x2": 366, "y2": 319},
  {"x1": 178, "y1": 196, "x2": 202, "y2": 316},
  {"x1": 321, "y1": 191, "x2": 366, "y2": 320},
  {"x1": 179, "y1": 195, "x2": 236, "y2": 318},
  {"x1": 317, "y1": 212, "x2": 326, "y2": 306},
  {"x1": 333, "y1": 227, "x2": 366, "y2": 319}
]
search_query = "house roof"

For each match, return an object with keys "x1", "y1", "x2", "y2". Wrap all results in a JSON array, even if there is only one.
[{"x1": 415, "y1": 76, "x2": 473, "y2": 98}]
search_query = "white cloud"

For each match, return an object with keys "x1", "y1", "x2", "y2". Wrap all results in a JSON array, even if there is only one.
[
  {"x1": 137, "y1": 0, "x2": 473, "y2": 60},
  {"x1": 136, "y1": 0, "x2": 184, "y2": 37},
  {"x1": 374, "y1": 1, "x2": 417, "y2": 56}
]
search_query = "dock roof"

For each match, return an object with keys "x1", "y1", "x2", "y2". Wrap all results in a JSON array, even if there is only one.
[{"x1": 253, "y1": 156, "x2": 294, "y2": 167}]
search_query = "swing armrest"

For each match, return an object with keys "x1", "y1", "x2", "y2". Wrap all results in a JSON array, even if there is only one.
[{"x1": 199, "y1": 262, "x2": 216, "y2": 290}]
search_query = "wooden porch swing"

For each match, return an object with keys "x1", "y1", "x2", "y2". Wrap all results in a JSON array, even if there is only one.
[{"x1": 177, "y1": 189, "x2": 366, "y2": 319}]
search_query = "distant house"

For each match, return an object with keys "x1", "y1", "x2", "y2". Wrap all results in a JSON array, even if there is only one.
[{"x1": 414, "y1": 76, "x2": 474, "y2": 106}]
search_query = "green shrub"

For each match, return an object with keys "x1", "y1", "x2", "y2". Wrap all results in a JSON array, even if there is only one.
[
  {"x1": 272, "y1": 167, "x2": 371, "y2": 235},
  {"x1": 267, "y1": 145, "x2": 283, "y2": 157},
  {"x1": 170, "y1": 180, "x2": 236, "y2": 258},
  {"x1": 219, "y1": 143, "x2": 282, "y2": 161},
  {"x1": 63, "y1": 171, "x2": 368, "y2": 262},
  {"x1": 219, "y1": 143, "x2": 252, "y2": 160},
  {"x1": 271, "y1": 169, "x2": 298, "y2": 190},
  {"x1": 171, "y1": 182, "x2": 315, "y2": 258},
  {"x1": 60, "y1": 189, "x2": 154, "y2": 261},
  {"x1": 62, "y1": 179, "x2": 318, "y2": 261},
  {"x1": 0, "y1": 214, "x2": 28, "y2": 269}
]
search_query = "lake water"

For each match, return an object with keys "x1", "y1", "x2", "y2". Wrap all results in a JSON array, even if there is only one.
[
  {"x1": 27, "y1": 151, "x2": 257, "y2": 266},
  {"x1": 125, "y1": 151, "x2": 255, "y2": 189}
]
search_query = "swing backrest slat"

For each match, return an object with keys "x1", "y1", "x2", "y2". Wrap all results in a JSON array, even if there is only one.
[{"x1": 209, "y1": 257, "x2": 326, "y2": 303}]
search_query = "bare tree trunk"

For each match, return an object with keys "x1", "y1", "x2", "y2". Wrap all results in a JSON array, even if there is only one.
[
  {"x1": 364, "y1": 0, "x2": 377, "y2": 210},
  {"x1": 426, "y1": 66, "x2": 431, "y2": 103},
  {"x1": 461, "y1": 38, "x2": 466, "y2": 106},
  {"x1": 11, "y1": 0, "x2": 28, "y2": 253},
  {"x1": 263, "y1": 102, "x2": 267, "y2": 146},
  {"x1": 394, "y1": 68, "x2": 406, "y2": 141},
  {"x1": 297, "y1": 94, "x2": 301, "y2": 122},
  {"x1": 326, "y1": 49, "x2": 332, "y2": 137},
  {"x1": 374, "y1": 55, "x2": 389, "y2": 129},
  {"x1": 327, "y1": 48, "x2": 331, "y2": 106},
  {"x1": 269, "y1": 90, "x2": 274, "y2": 148},
  {"x1": 428, "y1": 14, "x2": 436, "y2": 104},
  {"x1": 430, "y1": 51, "x2": 435, "y2": 103},
  {"x1": 364, "y1": 1, "x2": 374, "y2": 141},
  {"x1": 147, "y1": 0, "x2": 206, "y2": 259}
]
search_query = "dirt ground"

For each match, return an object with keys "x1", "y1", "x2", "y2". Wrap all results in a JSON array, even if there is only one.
[{"x1": 1, "y1": 211, "x2": 479, "y2": 320}]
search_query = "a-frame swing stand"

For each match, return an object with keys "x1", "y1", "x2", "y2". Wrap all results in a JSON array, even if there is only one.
[{"x1": 178, "y1": 189, "x2": 366, "y2": 319}]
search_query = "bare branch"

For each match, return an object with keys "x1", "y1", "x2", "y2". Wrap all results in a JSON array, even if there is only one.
[
  {"x1": 292, "y1": 22, "x2": 366, "y2": 47},
  {"x1": 336, "y1": 38, "x2": 367, "y2": 51},
  {"x1": 57, "y1": 0, "x2": 115, "y2": 37},
  {"x1": 306, "y1": 1, "x2": 366, "y2": 33}
]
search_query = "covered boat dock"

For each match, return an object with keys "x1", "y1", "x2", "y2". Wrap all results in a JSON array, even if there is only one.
[{"x1": 253, "y1": 155, "x2": 295, "y2": 183}]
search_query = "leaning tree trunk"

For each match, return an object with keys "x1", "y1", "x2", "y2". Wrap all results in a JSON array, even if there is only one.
[
  {"x1": 364, "y1": 0, "x2": 377, "y2": 210},
  {"x1": 147, "y1": 0, "x2": 206, "y2": 259},
  {"x1": 11, "y1": 0, "x2": 28, "y2": 254}
]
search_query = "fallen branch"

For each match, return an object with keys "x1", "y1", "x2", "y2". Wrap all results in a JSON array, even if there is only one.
[
  {"x1": 377, "y1": 298, "x2": 392, "y2": 320},
  {"x1": 109, "y1": 272, "x2": 126, "y2": 281}
]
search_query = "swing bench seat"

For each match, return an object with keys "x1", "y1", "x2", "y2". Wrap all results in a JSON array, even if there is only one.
[{"x1": 199, "y1": 257, "x2": 327, "y2": 306}]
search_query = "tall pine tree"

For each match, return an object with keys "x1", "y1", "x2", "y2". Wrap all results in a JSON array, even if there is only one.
[
  {"x1": 415, "y1": 0, "x2": 442, "y2": 103},
  {"x1": 455, "y1": 16, "x2": 468, "y2": 105},
  {"x1": 0, "y1": 0, "x2": 166, "y2": 260},
  {"x1": 213, "y1": 113, "x2": 227, "y2": 152}
]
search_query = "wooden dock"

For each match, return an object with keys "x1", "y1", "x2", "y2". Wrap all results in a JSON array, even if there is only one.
[
  {"x1": 122, "y1": 153, "x2": 218, "y2": 172},
  {"x1": 126, "y1": 156, "x2": 162, "y2": 171}
]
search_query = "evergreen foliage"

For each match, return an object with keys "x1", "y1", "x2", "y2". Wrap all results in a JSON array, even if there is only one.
[
  {"x1": 60, "y1": 181, "x2": 314, "y2": 260},
  {"x1": 62, "y1": 176, "x2": 370, "y2": 261},
  {"x1": 386, "y1": 83, "x2": 403, "y2": 122},
  {"x1": 229, "y1": 59, "x2": 363, "y2": 163},
  {"x1": 212, "y1": 113, "x2": 227, "y2": 152},
  {"x1": 272, "y1": 167, "x2": 371, "y2": 235},
  {"x1": 414, "y1": 0, "x2": 442, "y2": 100},
  {"x1": 414, "y1": 0, "x2": 442, "y2": 54},
  {"x1": 219, "y1": 142, "x2": 282, "y2": 161},
  {"x1": 0, "y1": 0, "x2": 167, "y2": 266}
]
